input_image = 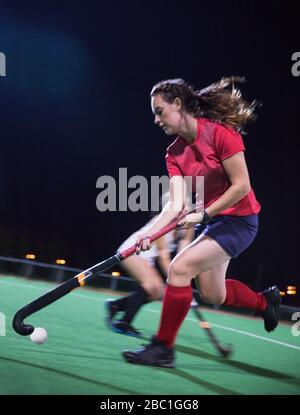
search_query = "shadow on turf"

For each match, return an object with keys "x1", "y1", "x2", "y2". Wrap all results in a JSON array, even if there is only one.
[
  {"x1": 0, "y1": 355, "x2": 137, "y2": 395},
  {"x1": 138, "y1": 336, "x2": 300, "y2": 390},
  {"x1": 158, "y1": 366, "x2": 243, "y2": 395},
  {"x1": 175, "y1": 343, "x2": 300, "y2": 388}
]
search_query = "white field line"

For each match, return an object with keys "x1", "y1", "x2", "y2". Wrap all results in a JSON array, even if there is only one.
[{"x1": 1, "y1": 278, "x2": 300, "y2": 351}]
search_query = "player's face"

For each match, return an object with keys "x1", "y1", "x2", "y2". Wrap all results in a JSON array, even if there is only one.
[{"x1": 151, "y1": 94, "x2": 182, "y2": 135}]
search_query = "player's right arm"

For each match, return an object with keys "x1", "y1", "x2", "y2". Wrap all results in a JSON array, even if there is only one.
[{"x1": 135, "y1": 176, "x2": 187, "y2": 253}]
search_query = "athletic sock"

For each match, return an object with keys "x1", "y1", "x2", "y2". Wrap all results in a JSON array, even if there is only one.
[
  {"x1": 112, "y1": 296, "x2": 131, "y2": 312},
  {"x1": 223, "y1": 279, "x2": 267, "y2": 312},
  {"x1": 122, "y1": 285, "x2": 149, "y2": 324},
  {"x1": 156, "y1": 284, "x2": 193, "y2": 348}
]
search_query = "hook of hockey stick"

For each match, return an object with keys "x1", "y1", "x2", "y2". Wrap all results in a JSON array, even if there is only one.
[{"x1": 13, "y1": 204, "x2": 202, "y2": 336}]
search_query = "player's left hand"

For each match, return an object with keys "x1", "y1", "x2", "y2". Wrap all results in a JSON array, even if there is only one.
[{"x1": 177, "y1": 212, "x2": 204, "y2": 229}]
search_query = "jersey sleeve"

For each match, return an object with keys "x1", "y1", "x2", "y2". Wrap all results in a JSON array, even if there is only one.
[
  {"x1": 214, "y1": 124, "x2": 245, "y2": 161},
  {"x1": 165, "y1": 150, "x2": 182, "y2": 177}
]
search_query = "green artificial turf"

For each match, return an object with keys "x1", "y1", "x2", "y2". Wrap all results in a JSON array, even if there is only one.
[{"x1": 1, "y1": 276, "x2": 299, "y2": 395}]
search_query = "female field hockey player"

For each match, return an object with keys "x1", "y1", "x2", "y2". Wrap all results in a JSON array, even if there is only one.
[{"x1": 122, "y1": 77, "x2": 281, "y2": 368}]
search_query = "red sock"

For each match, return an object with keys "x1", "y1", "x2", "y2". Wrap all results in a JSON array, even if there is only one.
[
  {"x1": 224, "y1": 279, "x2": 267, "y2": 311},
  {"x1": 156, "y1": 284, "x2": 193, "y2": 348}
]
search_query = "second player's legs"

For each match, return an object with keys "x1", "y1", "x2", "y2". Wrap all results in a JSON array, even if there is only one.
[
  {"x1": 121, "y1": 256, "x2": 165, "y2": 300},
  {"x1": 106, "y1": 255, "x2": 165, "y2": 336}
]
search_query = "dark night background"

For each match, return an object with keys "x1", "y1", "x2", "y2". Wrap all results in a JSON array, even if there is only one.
[{"x1": 0, "y1": 1, "x2": 299, "y2": 304}]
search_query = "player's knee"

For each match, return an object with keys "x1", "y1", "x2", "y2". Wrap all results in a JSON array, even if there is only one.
[
  {"x1": 143, "y1": 282, "x2": 164, "y2": 300},
  {"x1": 168, "y1": 261, "x2": 193, "y2": 286},
  {"x1": 168, "y1": 260, "x2": 190, "y2": 281}
]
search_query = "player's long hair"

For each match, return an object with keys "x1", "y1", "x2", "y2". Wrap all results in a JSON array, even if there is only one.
[{"x1": 151, "y1": 77, "x2": 261, "y2": 134}]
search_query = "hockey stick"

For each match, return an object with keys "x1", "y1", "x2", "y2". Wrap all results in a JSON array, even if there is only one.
[
  {"x1": 191, "y1": 303, "x2": 233, "y2": 358},
  {"x1": 13, "y1": 205, "x2": 200, "y2": 336}
]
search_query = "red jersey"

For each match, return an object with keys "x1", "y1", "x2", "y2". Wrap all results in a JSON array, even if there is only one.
[{"x1": 165, "y1": 118, "x2": 261, "y2": 216}]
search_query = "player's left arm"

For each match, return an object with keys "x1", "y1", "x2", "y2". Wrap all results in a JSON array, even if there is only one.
[
  {"x1": 179, "y1": 151, "x2": 251, "y2": 227},
  {"x1": 206, "y1": 151, "x2": 251, "y2": 217}
]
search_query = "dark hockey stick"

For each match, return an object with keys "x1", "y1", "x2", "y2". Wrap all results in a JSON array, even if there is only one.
[
  {"x1": 13, "y1": 205, "x2": 200, "y2": 337},
  {"x1": 191, "y1": 303, "x2": 233, "y2": 358}
]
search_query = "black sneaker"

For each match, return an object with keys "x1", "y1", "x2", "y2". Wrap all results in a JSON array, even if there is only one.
[
  {"x1": 105, "y1": 299, "x2": 119, "y2": 327},
  {"x1": 122, "y1": 337, "x2": 175, "y2": 368},
  {"x1": 111, "y1": 320, "x2": 141, "y2": 337},
  {"x1": 261, "y1": 286, "x2": 281, "y2": 332}
]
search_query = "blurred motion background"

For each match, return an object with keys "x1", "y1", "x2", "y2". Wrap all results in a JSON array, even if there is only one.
[{"x1": 0, "y1": 0, "x2": 299, "y2": 306}]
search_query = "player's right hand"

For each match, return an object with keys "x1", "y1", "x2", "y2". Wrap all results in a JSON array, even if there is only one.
[{"x1": 135, "y1": 234, "x2": 151, "y2": 255}]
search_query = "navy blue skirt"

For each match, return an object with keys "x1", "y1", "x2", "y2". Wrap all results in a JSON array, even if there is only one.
[{"x1": 195, "y1": 215, "x2": 259, "y2": 258}]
